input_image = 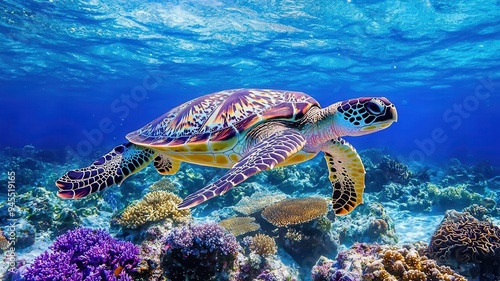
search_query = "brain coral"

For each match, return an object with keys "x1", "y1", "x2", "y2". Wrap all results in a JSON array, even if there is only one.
[
  {"x1": 219, "y1": 216, "x2": 260, "y2": 236},
  {"x1": 428, "y1": 210, "x2": 500, "y2": 263},
  {"x1": 261, "y1": 197, "x2": 329, "y2": 227},
  {"x1": 117, "y1": 191, "x2": 190, "y2": 229}
]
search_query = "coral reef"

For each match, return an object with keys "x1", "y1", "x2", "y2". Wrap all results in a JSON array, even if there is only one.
[
  {"x1": 428, "y1": 210, "x2": 500, "y2": 280},
  {"x1": 311, "y1": 243, "x2": 466, "y2": 281},
  {"x1": 376, "y1": 156, "x2": 413, "y2": 185},
  {"x1": 117, "y1": 191, "x2": 190, "y2": 229},
  {"x1": 234, "y1": 191, "x2": 287, "y2": 215},
  {"x1": 463, "y1": 204, "x2": 492, "y2": 221},
  {"x1": 365, "y1": 155, "x2": 413, "y2": 192},
  {"x1": 232, "y1": 251, "x2": 300, "y2": 281},
  {"x1": 23, "y1": 228, "x2": 140, "y2": 281},
  {"x1": 161, "y1": 223, "x2": 240, "y2": 280},
  {"x1": 148, "y1": 178, "x2": 178, "y2": 192},
  {"x1": 219, "y1": 216, "x2": 260, "y2": 236},
  {"x1": 261, "y1": 197, "x2": 329, "y2": 227},
  {"x1": 436, "y1": 184, "x2": 483, "y2": 210},
  {"x1": 246, "y1": 234, "x2": 278, "y2": 256},
  {"x1": 7, "y1": 186, "x2": 82, "y2": 240},
  {"x1": 332, "y1": 203, "x2": 398, "y2": 245},
  {"x1": 379, "y1": 182, "x2": 484, "y2": 213},
  {"x1": 265, "y1": 167, "x2": 287, "y2": 184},
  {"x1": 0, "y1": 229, "x2": 10, "y2": 251}
]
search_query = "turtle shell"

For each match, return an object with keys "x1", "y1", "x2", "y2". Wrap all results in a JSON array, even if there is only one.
[{"x1": 126, "y1": 89, "x2": 319, "y2": 152}]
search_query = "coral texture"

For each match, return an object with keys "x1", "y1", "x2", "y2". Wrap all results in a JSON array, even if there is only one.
[
  {"x1": 261, "y1": 197, "x2": 328, "y2": 227},
  {"x1": 0, "y1": 229, "x2": 10, "y2": 251},
  {"x1": 162, "y1": 223, "x2": 240, "y2": 280},
  {"x1": 428, "y1": 210, "x2": 500, "y2": 263},
  {"x1": 219, "y1": 216, "x2": 260, "y2": 236},
  {"x1": 117, "y1": 191, "x2": 190, "y2": 228},
  {"x1": 232, "y1": 251, "x2": 300, "y2": 281},
  {"x1": 333, "y1": 203, "x2": 398, "y2": 245},
  {"x1": 24, "y1": 228, "x2": 140, "y2": 281},
  {"x1": 148, "y1": 178, "x2": 178, "y2": 192},
  {"x1": 311, "y1": 243, "x2": 466, "y2": 281},
  {"x1": 234, "y1": 191, "x2": 287, "y2": 215},
  {"x1": 248, "y1": 234, "x2": 277, "y2": 256},
  {"x1": 428, "y1": 210, "x2": 500, "y2": 279}
]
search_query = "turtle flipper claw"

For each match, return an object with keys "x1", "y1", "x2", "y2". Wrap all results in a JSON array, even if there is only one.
[{"x1": 56, "y1": 143, "x2": 155, "y2": 199}]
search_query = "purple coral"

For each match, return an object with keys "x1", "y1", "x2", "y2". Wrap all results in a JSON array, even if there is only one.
[
  {"x1": 162, "y1": 223, "x2": 240, "y2": 280},
  {"x1": 165, "y1": 223, "x2": 240, "y2": 256},
  {"x1": 24, "y1": 228, "x2": 140, "y2": 281}
]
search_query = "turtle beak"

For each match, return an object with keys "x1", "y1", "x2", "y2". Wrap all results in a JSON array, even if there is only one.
[{"x1": 388, "y1": 105, "x2": 398, "y2": 123}]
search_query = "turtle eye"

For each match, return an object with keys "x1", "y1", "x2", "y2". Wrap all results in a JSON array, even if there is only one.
[{"x1": 365, "y1": 100, "x2": 384, "y2": 115}]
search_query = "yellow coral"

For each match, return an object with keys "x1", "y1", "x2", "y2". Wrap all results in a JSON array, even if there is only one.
[
  {"x1": 250, "y1": 234, "x2": 277, "y2": 255},
  {"x1": 382, "y1": 250, "x2": 404, "y2": 273},
  {"x1": 261, "y1": 197, "x2": 329, "y2": 227},
  {"x1": 402, "y1": 270, "x2": 426, "y2": 281},
  {"x1": 0, "y1": 229, "x2": 10, "y2": 251},
  {"x1": 374, "y1": 270, "x2": 398, "y2": 281},
  {"x1": 219, "y1": 216, "x2": 259, "y2": 236},
  {"x1": 117, "y1": 191, "x2": 190, "y2": 229},
  {"x1": 405, "y1": 249, "x2": 421, "y2": 270}
]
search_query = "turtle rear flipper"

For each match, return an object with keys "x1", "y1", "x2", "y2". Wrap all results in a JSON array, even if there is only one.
[
  {"x1": 322, "y1": 138, "x2": 365, "y2": 215},
  {"x1": 177, "y1": 128, "x2": 306, "y2": 209},
  {"x1": 56, "y1": 142, "x2": 156, "y2": 199}
]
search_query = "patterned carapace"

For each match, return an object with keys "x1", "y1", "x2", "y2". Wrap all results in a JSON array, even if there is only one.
[{"x1": 126, "y1": 89, "x2": 319, "y2": 147}]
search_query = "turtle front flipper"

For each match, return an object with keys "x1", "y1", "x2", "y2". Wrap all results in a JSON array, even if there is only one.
[
  {"x1": 177, "y1": 128, "x2": 306, "y2": 209},
  {"x1": 56, "y1": 142, "x2": 156, "y2": 199},
  {"x1": 321, "y1": 138, "x2": 365, "y2": 215}
]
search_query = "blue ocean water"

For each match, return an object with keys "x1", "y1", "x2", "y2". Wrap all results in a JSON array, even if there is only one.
[
  {"x1": 1, "y1": 1, "x2": 500, "y2": 280},
  {"x1": 1, "y1": 0, "x2": 499, "y2": 165}
]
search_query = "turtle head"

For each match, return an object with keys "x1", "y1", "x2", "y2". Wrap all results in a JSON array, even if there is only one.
[{"x1": 333, "y1": 97, "x2": 397, "y2": 136}]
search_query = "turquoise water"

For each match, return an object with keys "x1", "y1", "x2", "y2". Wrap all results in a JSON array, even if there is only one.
[{"x1": 1, "y1": 1, "x2": 499, "y2": 280}]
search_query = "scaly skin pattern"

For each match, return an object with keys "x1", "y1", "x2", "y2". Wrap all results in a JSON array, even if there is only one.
[
  {"x1": 56, "y1": 143, "x2": 156, "y2": 198},
  {"x1": 126, "y1": 89, "x2": 319, "y2": 168}
]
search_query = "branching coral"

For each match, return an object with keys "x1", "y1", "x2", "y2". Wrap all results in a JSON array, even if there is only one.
[
  {"x1": 311, "y1": 243, "x2": 466, "y2": 281},
  {"x1": 261, "y1": 197, "x2": 329, "y2": 227},
  {"x1": 162, "y1": 223, "x2": 240, "y2": 280},
  {"x1": 247, "y1": 234, "x2": 277, "y2": 256},
  {"x1": 428, "y1": 210, "x2": 500, "y2": 264},
  {"x1": 117, "y1": 191, "x2": 190, "y2": 229},
  {"x1": 23, "y1": 228, "x2": 140, "y2": 281},
  {"x1": 219, "y1": 216, "x2": 260, "y2": 236}
]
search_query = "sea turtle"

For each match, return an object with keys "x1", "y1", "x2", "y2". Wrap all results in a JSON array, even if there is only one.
[{"x1": 56, "y1": 89, "x2": 397, "y2": 215}]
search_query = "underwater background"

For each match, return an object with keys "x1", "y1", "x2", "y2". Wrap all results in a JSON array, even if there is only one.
[{"x1": 1, "y1": 0, "x2": 499, "y2": 280}]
